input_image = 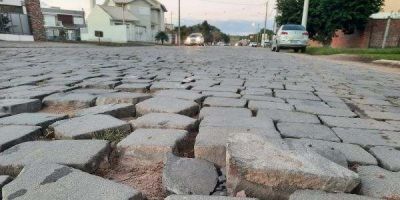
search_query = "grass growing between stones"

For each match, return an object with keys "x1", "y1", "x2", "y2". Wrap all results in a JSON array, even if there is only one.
[{"x1": 95, "y1": 129, "x2": 128, "y2": 144}]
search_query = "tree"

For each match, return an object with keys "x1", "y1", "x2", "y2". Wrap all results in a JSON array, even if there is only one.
[
  {"x1": 155, "y1": 31, "x2": 169, "y2": 45},
  {"x1": 276, "y1": 0, "x2": 384, "y2": 45},
  {"x1": 174, "y1": 21, "x2": 230, "y2": 44}
]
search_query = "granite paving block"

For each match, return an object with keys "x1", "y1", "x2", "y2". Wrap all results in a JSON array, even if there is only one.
[
  {"x1": 358, "y1": 166, "x2": 400, "y2": 199},
  {"x1": 52, "y1": 114, "x2": 131, "y2": 139},
  {"x1": 226, "y1": 133, "x2": 360, "y2": 199},
  {"x1": 0, "y1": 125, "x2": 41, "y2": 152},
  {"x1": 333, "y1": 128, "x2": 400, "y2": 148},
  {"x1": 278, "y1": 123, "x2": 340, "y2": 142},
  {"x1": 320, "y1": 116, "x2": 397, "y2": 131},
  {"x1": 0, "y1": 113, "x2": 67, "y2": 128},
  {"x1": 199, "y1": 107, "x2": 252, "y2": 119},
  {"x1": 0, "y1": 140, "x2": 110, "y2": 176},
  {"x1": 155, "y1": 89, "x2": 206, "y2": 103},
  {"x1": 43, "y1": 93, "x2": 97, "y2": 109},
  {"x1": 96, "y1": 92, "x2": 151, "y2": 105},
  {"x1": 74, "y1": 103, "x2": 135, "y2": 118},
  {"x1": 136, "y1": 97, "x2": 199, "y2": 117},
  {"x1": 286, "y1": 138, "x2": 378, "y2": 165},
  {"x1": 131, "y1": 113, "x2": 198, "y2": 131},
  {"x1": 203, "y1": 97, "x2": 247, "y2": 108},
  {"x1": 370, "y1": 146, "x2": 400, "y2": 172},
  {"x1": 2, "y1": 163, "x2": 143, "y2": 200},
  {"x1": 118, "y1": 129, "x2": 188, "y2": 162},
  {"x1": 257, "y1": 109, "x2": 320, "y2": 124},
  {"x1": 0, "y1": 99, "x2": 42, "y2": 115}
]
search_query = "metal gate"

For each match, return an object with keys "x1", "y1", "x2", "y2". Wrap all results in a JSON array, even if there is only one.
[{"x1": 0, "y1": 13, "x2": 31, "y2": 35}]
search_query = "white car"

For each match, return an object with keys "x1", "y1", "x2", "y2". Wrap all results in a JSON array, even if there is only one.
[
  {"x1": 184, "y1": 33, "x2": 205, "y2": 46},
  {"x1": 249, "y1": 42, "x2": 258, "y2": 47},
  {"x1": 271, "y1": 24, "x2": 309, "y2": 53}
]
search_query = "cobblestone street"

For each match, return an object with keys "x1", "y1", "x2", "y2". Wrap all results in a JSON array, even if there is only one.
[{"x1": 0, "y1": 44, "x2": 399, "y2": 200}]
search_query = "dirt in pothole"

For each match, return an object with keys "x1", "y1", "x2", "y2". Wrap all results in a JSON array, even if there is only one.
[
  {"x1": 97, "y1": 157, "x2": 167, "y2": 200},
  {"x1": 39, "y1": 105, "x2": 77, "y2": 117}
]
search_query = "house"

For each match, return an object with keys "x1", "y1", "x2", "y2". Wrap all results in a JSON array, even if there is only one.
[
  {"x1": 331, "y1": 0, "x2": 400, "y2": 48},
  {"x1": 81, "y1": 0, "x2": 167, "y2": 43},
  {"x1": 0, "y1": 0, "x2": 46, "y2": 41},
  {"x1": 42, "y1": 7, "x2": 86, "y2": 41}
]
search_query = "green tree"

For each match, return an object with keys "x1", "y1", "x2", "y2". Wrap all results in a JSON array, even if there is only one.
[
  {"x1": 155, "y1": 31, "x2": 169, "y2": 45},
  {"x1": 174, "y1": 21, "x2": 230, "y2": 44},
  {"x1": 276, "y1": 0, "x2": 384, "y2": 45},
  {"x1": 258, "y1": 28, "x2": 274, "y2": 40}
]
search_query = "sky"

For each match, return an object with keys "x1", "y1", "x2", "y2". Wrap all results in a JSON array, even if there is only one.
[{"x1": 41, "y1": 0, "x2": 277, "y2": 35}]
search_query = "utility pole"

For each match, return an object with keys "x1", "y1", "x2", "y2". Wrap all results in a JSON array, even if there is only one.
[
  {"x1": 257, "y1": 23, "x2": 260, "y2": 45},
  {"x1": 178, "y1": 0, "x2": 181, "y2": 46},
  {"x1": 122, "y1": 4, "x2": 126, "y2": 25},
  {"x1": 263, "y1": 0, "x2": 269, "y2": 47},
  {"x1": 382, "y1": 13, "x2": 392, "y2": 49},
  {"x1": 301, "y1": 0, "x2": 309, "y2": 28}
]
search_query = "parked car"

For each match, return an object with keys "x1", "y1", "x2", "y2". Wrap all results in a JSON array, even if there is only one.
[
  {"x1": 217, "y1": 42, "x2": 225, "y2": 46},
  {"x1": 184, "y1": 33, "x2": 205, "y2": 46},
  {"x1": 262, "y1": 40, "x2": 271, "y2": 47},
  {"x1": 271, "y1": 24, "x2": 309, "y2": 53},
  {"x1": 249, "y1": 42, "x2": 258, "y2": 47}
]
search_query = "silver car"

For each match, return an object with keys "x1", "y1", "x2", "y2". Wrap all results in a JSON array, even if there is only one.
[
  {"x1": 184, "y1": 33, "x2": 205, "y2": 46},
  {"x1": 271, "y1": 24, "x2": 309, "y2": 53}
]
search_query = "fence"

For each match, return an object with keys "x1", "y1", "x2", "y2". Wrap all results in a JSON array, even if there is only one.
[
  {"x1": 0, "y1": 13, "x2": 31, "y2": 35},
  {"x1": 331, "y1": 17, "x2": 400, "y2": 48}
]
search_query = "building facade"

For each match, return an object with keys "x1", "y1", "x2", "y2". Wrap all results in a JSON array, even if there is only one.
[
  {"x1": 81, "y1": 0, "x2": 166, "y2": 43},
  {"x1": 42, "y1": 7, "x2": 86, "y2": 41}
]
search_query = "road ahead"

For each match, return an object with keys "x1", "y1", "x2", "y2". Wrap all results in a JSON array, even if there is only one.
[{"x1": 0, "y1": 44, "x2": 399, "y2": 199}]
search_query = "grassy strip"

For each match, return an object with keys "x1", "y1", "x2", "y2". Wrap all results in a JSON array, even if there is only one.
[{"x1": 306, "y1": 47, "x2": 400, "y2": 61}]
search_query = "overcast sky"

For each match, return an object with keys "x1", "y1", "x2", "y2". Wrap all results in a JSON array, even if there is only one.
[{"x1": 41, "y1": 0, "x2": 277, "y2": 35}]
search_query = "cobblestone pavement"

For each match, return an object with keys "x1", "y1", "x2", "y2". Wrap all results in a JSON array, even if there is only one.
[{"x1": 0, "y1": 44, "x2": 400, "y2": 200}]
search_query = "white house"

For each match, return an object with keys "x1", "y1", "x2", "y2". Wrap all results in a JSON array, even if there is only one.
[
  {"x1": 42, "y1": 7, "x2": 86, "y2": 41},
  {"x1": 81, "y1": 0, "x2": 167, "y2": 43}
]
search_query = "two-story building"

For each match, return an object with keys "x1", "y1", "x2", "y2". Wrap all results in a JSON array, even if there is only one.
[
  {"x1": 81, "y1": 0, "x2": 167, "y2": 43},
  {"x1": 42, "y1": 7, "x2": 86, "y2": 41}
]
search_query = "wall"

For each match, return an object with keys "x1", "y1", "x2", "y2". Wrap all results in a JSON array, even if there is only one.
[
  {"x1": 129, "y1": 0, "x2": 152, "y2": 41},
  {"x1": 331, "y1": 18, "x2": 400, "y2": 48},
  {"x1": 331, "y1": 29, "x2": 369, "y2": 48},
  {"x1": 0, "y1": 33, "x2": 34, "y2": 41},
  {"x1": 81, "y1": 5, "x2": 128, "y2": 43},
  {"x1": 0, "y1": 0, "x2": 22, "y2": 6},
  {"x1": 24, "y1": 0, "x2": 46, "y2": 41}
]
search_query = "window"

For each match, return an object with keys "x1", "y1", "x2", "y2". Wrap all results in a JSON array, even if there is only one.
[
  {"x1": 44, "y1": 15, "x2": 56, "y2": 26},
  {"x1": 282, "y1": 25, "x2": 306, "y2": 31},
  {"x1": 73, "y1": 17, "x2": 84, "y2": 25}
]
